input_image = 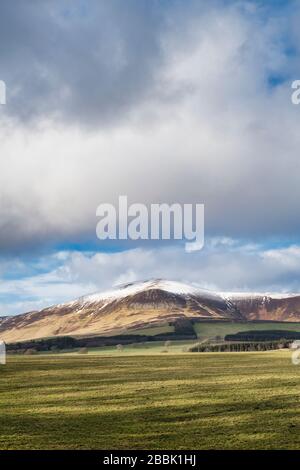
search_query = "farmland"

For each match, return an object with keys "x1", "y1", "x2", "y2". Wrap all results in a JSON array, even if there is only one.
[
  {"x1": 0, "y1": 350, "x2": 300, "y2": 449},
  {"x1": 193, "y1": 321, "x2": 300, "y2": 339}
]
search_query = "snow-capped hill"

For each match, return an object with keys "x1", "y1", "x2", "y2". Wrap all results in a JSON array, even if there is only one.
[
  {"x1": 0, "y1": 279, "x2": 240, "y2": 343},
  {"x1": 221, "y1": 292, "x2": 300, "y2": 301},
  {"x1": 223, "y1": 291, "x2": 300, "y2": 322},
  {"x1": 79, "y1": 279, "x2": 221, "y2": 306},
  {"x1": 1, "y1": 279, "x2": 300, "y2": 343}
]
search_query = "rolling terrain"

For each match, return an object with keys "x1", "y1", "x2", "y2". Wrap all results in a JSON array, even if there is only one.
[
  {"x1": 1, "y1": 279, "x2": 300, "y2": 343},
  {"x1": 1, "y1": 352, "x2": 299, "y2": 449},
  {"x1": 224, "y1": 292, "x2": 300, "y2": 321}
]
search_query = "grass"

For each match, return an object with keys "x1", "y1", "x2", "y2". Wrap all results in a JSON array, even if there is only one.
[
  {"x1": 86, "y1": 340, "x2": 194, "y2": 355},
  {"x1": 35, "y1": 340, "x2": 195, "y2": 356},
  {"x1": 194, "y1": 321, "x2": 300, "y2": 339},
  {"x1": 0, "y1": 351, "x2": 300, "y2": 449},
  {"x1": 122, "y1": 324, "x2": 175, "y2": 336}
]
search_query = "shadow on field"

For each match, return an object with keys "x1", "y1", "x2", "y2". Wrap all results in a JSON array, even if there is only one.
[{"x1": 0, "y1": 353, "x2": 299, "y2": 449}]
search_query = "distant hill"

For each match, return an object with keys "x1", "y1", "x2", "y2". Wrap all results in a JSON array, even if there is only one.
[{"x1": 1, "y1": 279, "x2": 300, "y2": 343}]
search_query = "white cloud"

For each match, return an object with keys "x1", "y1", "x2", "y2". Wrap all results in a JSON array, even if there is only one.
[
  {"x1": 0, "y1": 3, "x2": 300, "y2": 252},
  {"x1": 2, "y1": 240, "x2": 300, "y2": 316},
  {"x1": 1, "y1": 2, "x2": 300, "y2": 315}
]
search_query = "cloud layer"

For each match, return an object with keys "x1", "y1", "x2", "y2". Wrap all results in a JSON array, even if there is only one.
[
  {"x1": 1, "y1": 1, "x2": 300, "y2": 313},
  {"x1": 0, "y1": 0, "x2": 165, "y2": 125},
  {"x1": 3, "y1": 240, "x2": 300, "y2": 315},
  {"x1": 1, "y1": 1, "x2": 300, "y2": 253}
]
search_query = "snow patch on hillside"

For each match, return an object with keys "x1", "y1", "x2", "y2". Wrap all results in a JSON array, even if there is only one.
[
  {"x1": 71, "y1": 279, "x2": 222, "y2": 306},
  {"x1": 220, "y1": 292, "x2": 300, "y2": 300},
  {"x1": 60, "y1": 279, "x2": 300, "y2": 309}
]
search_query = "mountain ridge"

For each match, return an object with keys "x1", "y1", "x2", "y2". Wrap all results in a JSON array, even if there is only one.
[{"x1": 1, "y1": 279, "x2": 300, "y2": 343}]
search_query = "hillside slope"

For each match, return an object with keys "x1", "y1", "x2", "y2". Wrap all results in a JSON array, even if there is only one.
[
  {"x1": 1, "y1": 280, "x2": 300, "y2": 343},
  {"x1": 0, "y1": 280, "x2": 240, "y2": 342},
  {"x1": 224, "y1": 292, "x2": 300, "y2": 322}
]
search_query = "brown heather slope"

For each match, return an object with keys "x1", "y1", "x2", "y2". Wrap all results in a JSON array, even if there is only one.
[
  {"x1": 228, "y1": 294, "x2": 300, "y2": 322},
  {"x1": 1, "y1": 280, "x2": 300, "y2": 343},
  {"x1": 0, "y1": 280, "x2": 241, "y2": 342}
]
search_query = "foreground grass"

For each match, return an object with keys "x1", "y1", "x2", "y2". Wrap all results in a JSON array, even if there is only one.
[{"x1": 0, "y1": 351, "x2": 300, "y2": 449}]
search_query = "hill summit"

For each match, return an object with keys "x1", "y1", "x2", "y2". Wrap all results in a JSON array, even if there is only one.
[{"x1": 1, "y1": 279, "x2": 300, "y2": 343}]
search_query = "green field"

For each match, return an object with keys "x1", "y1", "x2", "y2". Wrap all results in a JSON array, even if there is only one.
[
  {"x1": 125, "y1": 321, "x2": 300, "y2": 341},
  {"x1": 86, "y1": 340, "x2": 194, "y2": 355},
  {"x1": 122, "y1": 324, "x2": 175, "y2": 336},
  {"x1": 1, "y1": 351, "x2": 300, "y2": 449},
  {"x1": 36, "y1": 340, "x2": 195, "y2": 356},
  {"x1": 194, "y1": 321, "x2": 300, "y2": 339}
]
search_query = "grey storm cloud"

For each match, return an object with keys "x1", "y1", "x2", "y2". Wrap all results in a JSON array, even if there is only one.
[
  {"x1": 1, "y1": 0, "x2": 300, "y2": 254},
  {"x1": 0, "y1": 0, "x2": 167, "y2": 125}
]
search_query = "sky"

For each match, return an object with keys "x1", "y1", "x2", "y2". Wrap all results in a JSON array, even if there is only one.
[{"x1": 1, "y1": 0, "x2": 300, "y2": 315}]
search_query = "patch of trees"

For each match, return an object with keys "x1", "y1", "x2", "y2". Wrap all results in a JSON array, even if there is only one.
[
  {"x1": 7, "y1": 336, "x2": 77, "y2": 353},
  {"x1": 225, "y1": 330, "x2": 300, "y2": 342},
  {"x1": 173, "y1": 318, "x2": 196, "y2": 337},
  {"x1": 155, "y1": 318, "x2": 196, "y2": 340},
  {"x1": 188, "y1": 340, "x2": 291, "y2": 352},
  {"x1": 6, "y1": 326, "x2": 196, "y2": 353},
  {"x1": 6, "y1": 335, "x2": 143, "y2": 353}
]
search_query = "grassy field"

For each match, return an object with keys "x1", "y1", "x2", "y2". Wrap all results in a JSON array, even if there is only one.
[
  {"x1": 194, "y1": 321, "x2": 300, "y2": 339},
  {"x1": 0, "y1": 351, "x2": 300, "y2": 449},
  {"x1": 36, "y1": 340, "x2": 195, "y2": 356},
  {"x1": 86, "y1": 340, "x2": 195, "y2": 355},
  {"x1": 122, "y1": 324, "x2": 175, "y2": 336},
  {"x1": 123, "y1": 320, "x2": 300, "y2": 341}
]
